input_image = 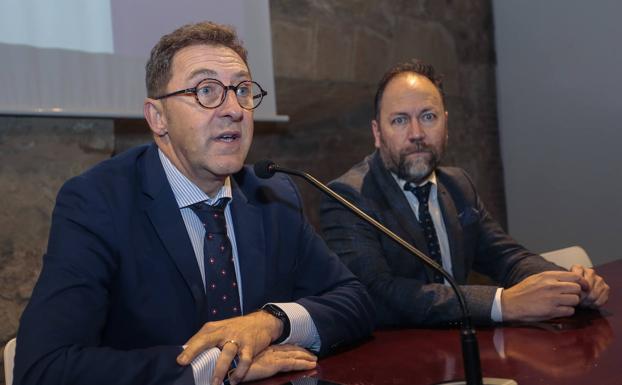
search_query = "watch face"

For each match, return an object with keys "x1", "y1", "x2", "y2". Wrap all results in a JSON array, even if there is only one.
[{"x1": 264, "y1": 304, "x2": 286, "y2": 318}]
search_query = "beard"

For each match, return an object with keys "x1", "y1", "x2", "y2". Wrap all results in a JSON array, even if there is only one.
[{"x1": 381, "y1": 141, "x2": 443, "y2": 184}]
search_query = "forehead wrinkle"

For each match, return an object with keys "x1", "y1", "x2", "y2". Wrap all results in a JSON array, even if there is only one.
[
  {"x1": 172, "y1": 45, "x2": 250, "y2": 85},
  {"x1": 188, "y1": 68, "x2": 218, "y2": 81},
  {"x1": 384, "y1": 95, "x2": 437, "y2": 116},
  {"x1": 185, "y1": 69, "x2": 252, "y2": 88}
]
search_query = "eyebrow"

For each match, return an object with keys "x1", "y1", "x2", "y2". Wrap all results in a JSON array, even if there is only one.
[
  {"x1": 187, "y1": 69, "x2": 217, "y2": 80},
  {"x1": 418, "y1": 107, "x2": 441, "y2": 116},
  {"x1": 389, "y1": 106, "x2": 437, "y2": 115},
  {"x1": 231, "y1": 70, "x2": 252, "y2": 81},
  {"x1": 388, "y1": 111, "x2": 410, "y2": 118},
  {"x1": 187, "y1": 69, "x2": 251, "y2": 83}
]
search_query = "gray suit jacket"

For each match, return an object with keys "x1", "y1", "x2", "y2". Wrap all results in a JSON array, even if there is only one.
[{"x1": 320, "y1": 151, "x2": 561, "y2": 326}]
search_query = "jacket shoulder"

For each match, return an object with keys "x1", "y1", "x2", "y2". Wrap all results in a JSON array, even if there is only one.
[
  {"x1": 59, "y1": 144, "x2": 151, "y2": 201},
  {"x1": 435, "y1": 166, "x2": 479, "y2": 205},
  {"x1": 436, "y1": 166, "x2": 475, "y2": 189},
  {"x1": 82, "y1": 145, "x2": 150, "y2": 179},
  {"x1": 329, "y1": 155, "x2": 374, "y2": 193}
]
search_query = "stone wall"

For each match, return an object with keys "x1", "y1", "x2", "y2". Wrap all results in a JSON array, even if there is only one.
[
  {"x1": 258, "y1": 0, "x2": 503, "y2": 227},
  {"x1": 0, "y1": 118, "x2": 114, "y2": 381},
  {"x1": 0, "y1": 1, "x2": 502, "y2": 380}
]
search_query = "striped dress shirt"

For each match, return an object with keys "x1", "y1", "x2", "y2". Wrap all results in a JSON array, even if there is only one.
[{"x1": 158, "y1": 150, "x2": 320, "y2": 384}]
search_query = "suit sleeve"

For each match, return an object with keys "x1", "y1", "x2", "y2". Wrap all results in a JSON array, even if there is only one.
[
  {"x1": 277, "y1": 176, "x2": 375, "y2": 355},
  {"x1": 320, "y1": 181, "x2": 478, "y2": 326},
  {"x1": 457, "y1": 169, "x2": 564, "y2": 289},
  {"x1": 14, "y1": 176, "x2": 192, "y2": 385}
]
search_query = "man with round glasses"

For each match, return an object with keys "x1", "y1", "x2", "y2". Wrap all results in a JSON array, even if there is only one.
[{"x1": 15, "y1": 21, "x2": 374, "y2": 385}]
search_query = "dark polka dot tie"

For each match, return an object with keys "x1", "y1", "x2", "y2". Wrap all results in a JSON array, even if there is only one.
[
  {"x1": 190, "y1": 198, "x2": 241, "y2": 321},
  {"x1": 404, "y1": 182, "x2": 445, "y2": 283}
]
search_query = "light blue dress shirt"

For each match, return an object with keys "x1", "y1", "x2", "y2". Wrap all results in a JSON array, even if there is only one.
[{"x1": 158, "y1": 150, "x2": 320, "y2": 384}]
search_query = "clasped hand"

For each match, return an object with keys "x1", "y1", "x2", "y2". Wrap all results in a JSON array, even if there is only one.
[
  {"x1": 570, "y1": 264, "x2": 609, "y2": 308},
  {"x1": 502, "y1": 266, "x2": 609, "y2": 322},
  {"x1": 176, "y1": 311, "x2": 316, "y2": 385}
]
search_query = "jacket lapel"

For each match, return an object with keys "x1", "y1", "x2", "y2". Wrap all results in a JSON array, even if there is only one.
[
  {"x1": 369, "y1": 152, "x2": 436, "y2": 282},
  {"x1": 140, "y1": 144, "x2": 206, "y2": 322},
  {"x1": 437, "y1": 178, "x2": 467, "y2": 283},
  {"x1": 229, "y1": 177, "x2": 266, "y2": 314}
]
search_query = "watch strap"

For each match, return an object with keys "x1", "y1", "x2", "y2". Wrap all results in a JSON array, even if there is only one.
[{"x1": 261, "y1": 304, "x2": 291, "y2": 344}]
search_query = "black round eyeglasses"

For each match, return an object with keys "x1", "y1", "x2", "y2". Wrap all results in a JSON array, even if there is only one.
[{"x1": 154, "y1": 78, "x2": 268, "y2": 110}]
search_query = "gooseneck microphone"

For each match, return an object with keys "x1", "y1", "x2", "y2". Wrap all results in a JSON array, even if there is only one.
[{"x1": 253, "y1": 160, "x2": 516, "y2": 385}]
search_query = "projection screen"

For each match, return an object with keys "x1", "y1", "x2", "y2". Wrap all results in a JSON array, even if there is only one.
[{"x1": 0, "y1": 0, "x2": 286, "y2": 121}]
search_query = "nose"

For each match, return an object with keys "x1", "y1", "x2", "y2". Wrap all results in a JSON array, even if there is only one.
[
  {"x1": 218, "y1": 88, "x2": 244, "y2": 121},
  {"x1": 408, "y1": 120, "x2": 425, "y2": 142}
]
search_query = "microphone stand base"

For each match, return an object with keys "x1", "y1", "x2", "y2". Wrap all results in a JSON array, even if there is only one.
[{"x1": 435, "y1": 378, "x2": 517, "y2": 385}]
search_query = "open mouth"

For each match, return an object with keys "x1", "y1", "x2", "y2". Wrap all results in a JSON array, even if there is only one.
[{"x1": 215, "y1": 132, "x2": 240, "y2": 143}]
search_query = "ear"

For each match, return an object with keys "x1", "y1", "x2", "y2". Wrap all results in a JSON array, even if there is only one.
[
  {"x1": 371, "y1": 119, "x2": 382, "y2": 149},
  {"x1": 144, "y1": 98, "x2": 168, "y2": 137}
]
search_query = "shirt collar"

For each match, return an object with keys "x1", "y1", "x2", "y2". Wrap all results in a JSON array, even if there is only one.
[
  {"x1": 158, "y1": 148, "x2": 232, "y2": 209},
  {"x1": 391, "y1": 171, "x2": 438, "y2": 191}
]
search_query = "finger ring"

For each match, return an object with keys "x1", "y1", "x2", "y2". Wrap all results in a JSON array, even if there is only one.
[{"x1": 224, "y1": 339, "x2": 240, "y2": 350}]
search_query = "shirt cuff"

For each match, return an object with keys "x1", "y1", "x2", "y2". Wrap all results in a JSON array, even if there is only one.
[
  {"x1": 190, "y1": 347, "x2": 221, "y2": 385},
  {"x1": 268, "y1": 302, "x2": 321, "y2": 352},
  {"x1": 491, "y1": 287, "x2": 504, "y2": 322}
]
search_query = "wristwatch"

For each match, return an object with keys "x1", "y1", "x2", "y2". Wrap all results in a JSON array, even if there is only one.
[{"x1": 261, "y1": 304, "x2": 291, "y2": 344}]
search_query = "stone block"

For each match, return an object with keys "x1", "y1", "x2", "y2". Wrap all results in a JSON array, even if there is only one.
[
  {"x1": 353, "y1": 28, "x2": 392, "y2": 82},
  {"x1": 272, "y1": 21, "x2": 315, "y2": 79},
  {"x1": 274, "y1": 77, "x2": 375, "y2": 128},
  {"x1": 270, "y1": 0, "x2": 315, "y2": 24},
  {"x1": 458, "y1": 64, "x2": 497, "y2": 110},
  {"x1": 315, "y1": 24, "x2": 354, "y2": 81}
]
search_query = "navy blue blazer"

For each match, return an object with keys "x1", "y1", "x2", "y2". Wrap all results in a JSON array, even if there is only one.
[
  {"x1": 320, "y1": 151, "x2": 560, "y2": 327},
  {"x1": 15, "y1": 143, "x2": 374, "y2": 385}
]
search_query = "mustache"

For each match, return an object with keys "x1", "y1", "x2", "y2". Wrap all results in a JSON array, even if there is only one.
[{"x1": 400, "y1": 142, "x2": 436, "y2": 156}]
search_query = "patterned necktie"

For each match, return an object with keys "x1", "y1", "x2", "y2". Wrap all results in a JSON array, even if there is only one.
[
  {"x1": 190, "y1": 198, "x2": 241, "y2": 321},
  {"x1": 404, "y1": 182, "x2": 445, "y2": 283}
]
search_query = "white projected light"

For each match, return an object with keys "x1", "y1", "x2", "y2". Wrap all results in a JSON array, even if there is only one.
[
  {"x1": 0, "y1": 0, "x2": 286, "y2": 121},
  {"x1": 0, "y1": 0, "x2": 113, "y2": 53}
]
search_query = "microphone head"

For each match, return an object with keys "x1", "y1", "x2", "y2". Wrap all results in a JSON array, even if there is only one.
[{"x1": 254, "y1": 160, "x2": 276, "y2": 179}]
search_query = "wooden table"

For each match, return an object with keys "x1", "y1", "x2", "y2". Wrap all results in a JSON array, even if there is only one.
[{"x1": 255, "y1": 259, "x2": 621, "y2": 385}]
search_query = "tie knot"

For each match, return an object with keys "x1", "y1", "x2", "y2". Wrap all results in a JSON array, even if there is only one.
[
  {"x1": 190, "y1": 198, "x2": 230, "y2": 233},
  {"x1": 405, "y1": 182, "x2": 432, "y2": 204},
  {"x1": 192, "y1": 197, "x2": 229, "y2": 211}
]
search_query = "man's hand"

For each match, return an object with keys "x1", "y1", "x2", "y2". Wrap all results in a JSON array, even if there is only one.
[
  {"x1": 501, "y1": 271, "x2": 589, "y2": 322},
  {"x1": 176, "y1": 310, "x2": 283, "y2": 385},
  {"x1": 570, "y1": 264, "x2": 610, "y2": 308},
  {"x1": 242, "y1": 344, "x2": 317, "y2": 383}
]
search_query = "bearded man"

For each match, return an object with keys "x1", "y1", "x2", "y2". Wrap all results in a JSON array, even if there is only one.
[{"x1": 319, "y1": 59, "x2": 608, "y2": 327}]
